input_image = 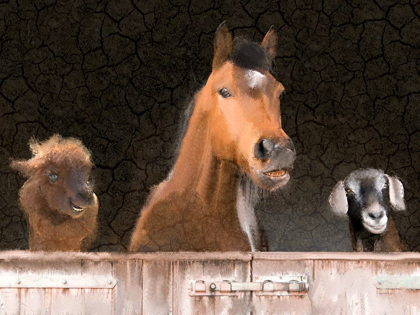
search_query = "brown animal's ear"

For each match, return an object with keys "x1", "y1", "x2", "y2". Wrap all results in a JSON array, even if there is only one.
[
  {"x1": 261, "y1": 26, "x2": 277, "y2": 65},
  {"x1": 212, "y1": 21, "x2": 232, "y2": 69},
  {"x1": 28, "y1": 137, "x2": 42, "y2": 156},
  {"x1": 386, "y1": 174, "x2": 405, "y2": 211},
  {"x1": 329, "y1": 181, "x2": 348, "y2": 216},
  {"x1": 10, "y1": 160, "x2": 33, "y2": 178}
]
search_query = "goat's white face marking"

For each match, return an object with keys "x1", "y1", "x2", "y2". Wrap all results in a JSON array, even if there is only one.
[
  {"x1": 362, "y1": 201, "x2": 388, "y2": 234},
  {"x1": 245, "y1": 70, "x2": 266, "y2": 89}
]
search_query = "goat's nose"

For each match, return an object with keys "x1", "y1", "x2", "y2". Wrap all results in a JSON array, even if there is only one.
[{"x1": 368, "y1": 211, "x2": 384, "y2": 220}]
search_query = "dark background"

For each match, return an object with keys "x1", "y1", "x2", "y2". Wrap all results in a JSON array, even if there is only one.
[{"x1": 1, "y1": 0, "x2": 419, "y2": 252}]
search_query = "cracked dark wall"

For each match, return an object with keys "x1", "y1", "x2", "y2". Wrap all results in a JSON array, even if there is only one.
[{"x1": 1, "y1": 0, "x2": 419, "y2": 252}]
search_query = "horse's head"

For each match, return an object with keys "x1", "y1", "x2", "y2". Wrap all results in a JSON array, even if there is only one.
[{"x1": 197, "y1": 22, "x2": 295, "y2": 191}]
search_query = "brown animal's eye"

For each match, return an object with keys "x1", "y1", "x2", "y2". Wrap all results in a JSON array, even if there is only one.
[
  {"x1": 48, "y1": 174, "x2": 58, "y2": 184},
  {"x1": 345, "y1": 188, "x2": 353, "y2": 195},
  {"x1": 219, "y1": 88, "x2": 231, "y2": 98}
]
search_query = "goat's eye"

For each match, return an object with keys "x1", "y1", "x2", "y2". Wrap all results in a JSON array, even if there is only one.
[
  {"x1": 48, "y1": 174, "x2": 58, "y2": 183},
  {"x1": 219, "y1": 88, "x2": 231, "y2": 98}
]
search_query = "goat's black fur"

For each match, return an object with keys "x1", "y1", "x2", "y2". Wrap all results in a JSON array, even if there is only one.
[{"x1": 329, "y1": 168, "x2": 406, "y2": 252}]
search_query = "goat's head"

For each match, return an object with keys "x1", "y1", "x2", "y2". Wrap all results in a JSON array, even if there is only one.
[
  {"x1": 11, "y1": 135, "x2": 98, "y2": 218},
  {"x1": 329, "y1": 169, "x2": 405, "y2": 234}
]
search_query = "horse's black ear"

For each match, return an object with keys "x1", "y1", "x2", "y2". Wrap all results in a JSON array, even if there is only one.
[
  {"x1": 261, "y1": 26, "x2": 277, "y2": 65},
  {"x1": 212, "y1": 21, "x2": 232, "y2": 69}
]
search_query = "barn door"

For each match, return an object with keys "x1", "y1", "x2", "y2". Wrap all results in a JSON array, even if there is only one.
[
  {"x1": 0, "y1": 258, "x2": 115, "y2": 314},
  {"x1": 253, "y1": 252, "x2": 420, "y2": 314}
]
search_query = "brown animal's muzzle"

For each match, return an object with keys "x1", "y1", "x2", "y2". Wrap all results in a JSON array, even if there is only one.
[
  {"x1": 251, "y1": 137, "x2": 296, "y2": 190},
  {"x1": 254, "y1": 137, "x2": 295, "y2": 169},
  {"x1": 78, "y1": 186, "x2": 94, "y2": 202}
]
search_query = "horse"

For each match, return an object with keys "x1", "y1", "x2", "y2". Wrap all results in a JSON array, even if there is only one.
[{"x1": 129, "y1": 22, "x2": 296, "y2": 252}]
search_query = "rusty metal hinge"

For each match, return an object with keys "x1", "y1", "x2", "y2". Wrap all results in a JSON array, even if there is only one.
[{"x1": 190, "y1": 275, "x2": 309, "y2": 296}]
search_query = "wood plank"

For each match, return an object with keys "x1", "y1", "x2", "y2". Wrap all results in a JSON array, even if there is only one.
[
  {"x1": 310, "y1": 260, "x2": 420, "y2": 314},
  {"x1": 112, "y1": 260, "x2": 143, "y2": 314},
  {"x1": 253, "y1": 251, "x2": 420, "y2": 261},
  {"x1": 142, "y1": 260, "x2": 173, "y2": 315},
  {"x1": 0, "y1": 289, "x2": 20, "y2": 314},
  {"x1": 20, "y1": 259, "x2": 81, "y2": 314},
  {"x1": 19, "y1": 288, "x2": 50, "y2": 315},
  {"x1": 0, "y1": 250, "x2": 252, "y2": 262}
]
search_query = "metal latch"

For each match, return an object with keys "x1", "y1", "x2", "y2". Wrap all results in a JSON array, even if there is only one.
[
  {"x1": 375, "y1": 276, "x2": 420, "y2": 290},
  {"x1": 0, "y1": 275, "x2": 117, "y2": 289},
  {"x1": 190, "y1": 275, "x2": 309, "y2": 296}
]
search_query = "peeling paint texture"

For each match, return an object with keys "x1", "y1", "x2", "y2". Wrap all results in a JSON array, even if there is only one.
[{"x1": 0, "y1": 0, "x2": 419, "y2": 252}]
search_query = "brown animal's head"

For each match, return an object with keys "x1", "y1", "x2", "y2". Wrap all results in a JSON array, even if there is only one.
[
  {"x1": 11, "y1": 135, "x2": 98, "y2": 218},
  {"x1": 196, "y1": 22, "x2": 295, "y2": 190}
]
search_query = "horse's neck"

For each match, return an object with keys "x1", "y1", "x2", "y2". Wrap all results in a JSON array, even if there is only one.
[
  {"x1": 168, "y1": 103, "x2": 259, "y2": 250},
  {"x1": 170, "y1": 109, "x2": 239, "y2": 210}
]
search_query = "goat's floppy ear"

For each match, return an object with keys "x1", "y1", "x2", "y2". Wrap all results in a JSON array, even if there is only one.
[
  {"x1": 212, "y1": 21, "x2": 232, "y2": 69},
  {"x1": 386, "y1": 174, "x2": 405, "y2": 211},
  {"x1": 261, "y1": 26, "x2": 277, "y2": 65},
  {"x1": 329, "y1": 181, "x2": 348, "y2": 216}
]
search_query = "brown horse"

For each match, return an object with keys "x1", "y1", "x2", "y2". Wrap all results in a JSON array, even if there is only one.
[{"x1": 130, "y1": 22, "x2": 295, "y2": 252}]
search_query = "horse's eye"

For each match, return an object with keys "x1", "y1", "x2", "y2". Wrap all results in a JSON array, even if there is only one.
[
  {"x1": 48, "y1": 174, "x2": 59, "y2": 183},
  {"x1": 219, "y1": 88, "x2": 231, "y2": 98}
]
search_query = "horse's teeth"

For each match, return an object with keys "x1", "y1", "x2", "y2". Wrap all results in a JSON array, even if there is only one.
[{"x1": 265, "y1": 170, "x2": 286, "y2": 177}]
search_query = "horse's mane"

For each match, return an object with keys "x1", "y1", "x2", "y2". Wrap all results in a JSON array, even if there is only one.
[
  {"x1": 173, "y1": 97, "x2": 196, "y2": 162},
  {"x1": 229, "y1": 37, "x2": 272, "y2": 72}
]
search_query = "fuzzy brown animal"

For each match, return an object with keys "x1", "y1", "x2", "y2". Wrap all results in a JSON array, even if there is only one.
[
  {"x1": 11, "y1": 135, "x2": 99, "y2": 251},
  {"x1": 130, "y1": 23, "x2": 295, "y2": 252}
]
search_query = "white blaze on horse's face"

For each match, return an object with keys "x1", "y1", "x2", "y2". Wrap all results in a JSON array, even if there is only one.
[{"x1": 245, "y1": 70, "x2": 266, "y2": 89}]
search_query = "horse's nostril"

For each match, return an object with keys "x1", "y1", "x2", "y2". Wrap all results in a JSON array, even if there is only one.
[
  {"x1": 255, "y1": 139, "x2": 275, "y2": 159},
  {"x1": 261, "y1": 139, "x2": 274, "y2": 154}
]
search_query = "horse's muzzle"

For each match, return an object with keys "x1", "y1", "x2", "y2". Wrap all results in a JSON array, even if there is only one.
[
  {"x1": 255, "y1": 137, "x2": 296, "y2": 166},
  {"x1": 252, "y1": 137, "x2": 296, "y2": 190}
]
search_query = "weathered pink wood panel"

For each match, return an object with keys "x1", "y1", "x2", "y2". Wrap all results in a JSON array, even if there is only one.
[
  {"x1": 172, "y1": 253, "x2": 252, "y2": 314},
  {"x1": 112, "y1": 260, "x2": 142, "y2": 314},
  {"x1": 311, "y1": 260, "x2": 420, "y2": 314},
  {"x1": 0, "y1": 251, "x2": 419, "y2": 314},
  {"x1": 0, "y1": 289, "x2": 20, "y2": 314},
  {"x1": 142, "y1": 260, "x2": 173, "y2": 314},
  {"x1": 254, "y1": 252, "x2": 420, "y2": 315},
  {"x1": 252, "y1": 258, "x2": 314, "y2": 314}
]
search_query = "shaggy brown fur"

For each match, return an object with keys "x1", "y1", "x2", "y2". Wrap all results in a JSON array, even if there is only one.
[{"x1": 11, "y1": 135, "x2": 99, "y2": 251}]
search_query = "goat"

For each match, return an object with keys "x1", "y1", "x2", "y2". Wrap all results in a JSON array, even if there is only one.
[
  {"x1": 329, "y1": 168, "x2": 406, "y2": 252},
  {"x1": 11, "y1": 135, "x2": 99, "y2": 251}
]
